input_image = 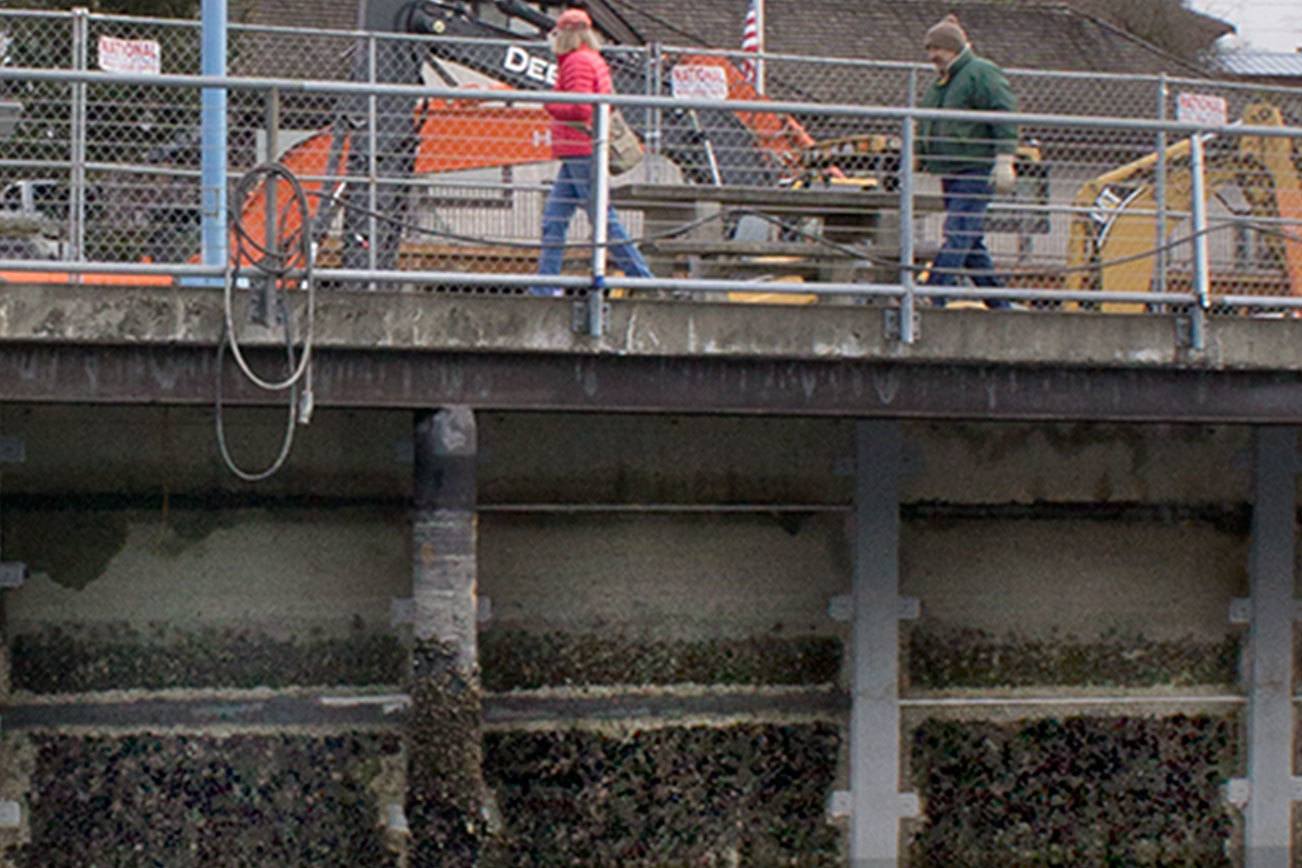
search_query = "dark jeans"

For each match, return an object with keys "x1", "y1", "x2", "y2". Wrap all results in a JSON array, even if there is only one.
[{"x1": 926, "y1": 170, "x2": 1009, "y2": 309}]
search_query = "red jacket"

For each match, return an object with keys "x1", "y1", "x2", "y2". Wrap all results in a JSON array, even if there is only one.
[{"x1": 546, "y1": 46, "x2": 612, "y2": 159}]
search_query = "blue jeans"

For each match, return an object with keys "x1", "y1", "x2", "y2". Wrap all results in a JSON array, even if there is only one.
[
  {"x1": 926, "y1": 170, "x2": 1009, "y2": 309},
  {"x1": 533, "y1": 157, "x2": 652, "y2": 296}
]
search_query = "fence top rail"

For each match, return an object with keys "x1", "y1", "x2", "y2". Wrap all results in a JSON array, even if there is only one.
[
  {"x1": 5, "y1": 64, "x2": 1299, "y2": 141},
  {"x1": 0, "y1": 8, "x2": 74, "y2": 23}
]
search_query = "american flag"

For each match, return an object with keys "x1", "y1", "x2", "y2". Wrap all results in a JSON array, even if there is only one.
[{"x1": 740, "y1": 0, "x2": 760, "y2": 85}]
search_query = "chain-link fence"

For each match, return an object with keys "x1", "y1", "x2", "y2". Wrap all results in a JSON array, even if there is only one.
[{"x1": 2, "y1": 9, "x2": 1300, "y2": 309}]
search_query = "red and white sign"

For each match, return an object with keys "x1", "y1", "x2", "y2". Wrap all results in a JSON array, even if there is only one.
[
  {"x1": 97, "y1": 35, "x2": 161, "y2": 75},
  {"x1": 1176, "y1": 92, "x2": 1228, "y2": 127},
  {"x1": 670, "y1": 65, "x2": 728, "y2": 101}
]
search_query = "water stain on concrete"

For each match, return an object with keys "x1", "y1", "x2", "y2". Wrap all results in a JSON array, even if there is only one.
[{"x1": 3, "y1": 510, "x2": 129, "y2": 590}]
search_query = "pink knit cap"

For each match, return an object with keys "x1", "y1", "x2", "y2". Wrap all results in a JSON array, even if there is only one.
[{"x1": 555, "y1": 8, "x2": 592, "y2": 30}]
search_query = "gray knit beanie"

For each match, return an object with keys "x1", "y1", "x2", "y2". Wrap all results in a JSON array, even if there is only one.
[{"x1": 924, "y1": 14, "x2": 968, "y2": 53}]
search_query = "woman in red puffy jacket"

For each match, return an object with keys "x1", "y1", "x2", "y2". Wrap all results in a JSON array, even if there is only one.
[{"x1": 532, "y1": 8, "x2": 653, "y2": 296}]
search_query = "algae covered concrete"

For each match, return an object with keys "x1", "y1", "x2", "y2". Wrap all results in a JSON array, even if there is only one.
[
  {"x1": 478, "y1": 512, "x2": 850, "y2": 641},
  {"x1": 4, "y1": 509, "x2": 408, "y2": 635},
  {"x1": 902, "y1": 519, "x2": 1248, "y2": 641},
  {"x1": 0, "y1": 398, "x2": 1274, "y2": 862},
  {"x1": 0, "y1": 405, "x2": 1261, "y2": 682}
]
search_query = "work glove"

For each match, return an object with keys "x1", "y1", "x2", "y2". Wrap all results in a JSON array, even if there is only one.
[{"x1": 993, "y1": 153, "x2": 1016, "y2": 195}]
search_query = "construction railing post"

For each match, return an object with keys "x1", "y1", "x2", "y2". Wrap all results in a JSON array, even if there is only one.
[
  {"x1": 408, "y1": 407, "x2": 485, "y2": 866},
  {"x1": 1154, "y1": 75, "x2": 1169, "y2": 296},
  {"x1": 645, "y1": 43, "x2": 660, "y2": 183},
  {"x1": 367, "y1": 34, "x2": 379, "y2": 278},
  {"x1": 1189, "y1": 132, "x2": 1212, "y2": 350},
  {"x1": 849, "y1": 421, "x2": 918, "y2": 863},
  {"x1": 897, "y1": 70, "x2": 918, "y2": 344},
  {"x1": 588, "y1": 101, "x2": 611, "y2": 337},
  {"x1": 70, "y1": 8, "x2": 88, "y2": 265},
  {"x1": 200, "y1": 0, "x2": 229, "y2": 283}
]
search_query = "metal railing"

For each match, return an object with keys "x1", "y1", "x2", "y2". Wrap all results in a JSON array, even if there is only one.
[{"x1": 1, "y1": 11, "x2": 1301, "y2": 341}]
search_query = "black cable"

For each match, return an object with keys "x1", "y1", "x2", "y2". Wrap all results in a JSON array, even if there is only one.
[
  {"x1": 304, "y1": 177, "x2": 1300, "y2": 284},
  {"x1": 214, "y1": 163, "x2": 317, "y2": 482},
  {"x1": 303, "y1": 186, "x2": 729, "y2": 251}
]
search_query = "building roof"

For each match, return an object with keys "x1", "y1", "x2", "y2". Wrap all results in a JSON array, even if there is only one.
[
  {"x1": 1215, "y1": 50, "x2": 1302, "y2": 80},
  {"x1": 242, "y1": 0, "x2": 1210, "y2": 78},
  {"x1": 598, "y1": 0, "x2": 1207, "y2": 76}
]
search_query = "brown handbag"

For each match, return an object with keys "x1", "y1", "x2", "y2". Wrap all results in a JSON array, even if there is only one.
[{"x1": 565, "y1": 108, "x2": 644, "y2": 175}]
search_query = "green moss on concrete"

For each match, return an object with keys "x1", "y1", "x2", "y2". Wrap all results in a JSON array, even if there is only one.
[
  {"x1": 910, "y1": 715, "x2": 1238, "y2": 866},
  {"x1": 6, "y1": 733, "x2": 402, "y2": 868},
  {"x1": 407, "y1": 641, "x2": 486, "y2": 866},
  {"x1": 11, "y1": 623, "x2": 405, "y2": 693},
  {"x1": 908, "y1": 627, "x2": 1239, "y2": 689},
  {"x1": 482, "y1": 723, "x2": 841, "y2": 865},
  {"x1": 480, "y1": 631, "x2": 841, "y2": 691}
]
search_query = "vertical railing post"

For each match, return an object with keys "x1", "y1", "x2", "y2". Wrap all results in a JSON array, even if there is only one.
[
  {"x1": 648, "y1": 42, "x2": 663, "y2": 184},
  {"x1": 69, "y1": 7, "x2": 88, "y2": 265},
  {"x1": 367, "y1": 34, "x2": 379, "y2": 280},
  {"x1": 199, "y1": 0, "x2": 229, "y2": 284},
  {"x1": 897, "y1": 69, "x2": 918, "y2": 344},
  {"x1": 1189, "y1": 132, "x2": 1211, "y2": 350},
  {"x1": 1154, "y1": 74, "x2": 1169, "y2": 296},
  {"x1": 587, "y1": 100, "x2": 611, "y2": 337}
]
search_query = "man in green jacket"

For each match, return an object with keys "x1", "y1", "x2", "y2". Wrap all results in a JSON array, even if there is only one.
[{"x1": 917, "y1": 15, "x2": 1018, "y2": 309}]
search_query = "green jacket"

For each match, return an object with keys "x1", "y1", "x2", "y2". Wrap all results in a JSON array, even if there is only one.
[{"x1": 918, "y1": 48, "x2": 1018, "y2": 176}]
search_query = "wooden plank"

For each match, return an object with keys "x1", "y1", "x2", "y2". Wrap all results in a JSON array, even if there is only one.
[
  {"x1": 612, "y1": 183, "x2": 941, "y2": 215},
  {"x1": 646, "y1": 239, "x2": 865, "y2": 258}
]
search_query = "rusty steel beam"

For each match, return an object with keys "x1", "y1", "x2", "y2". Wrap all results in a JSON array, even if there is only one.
[{"x1": 0, "y1": 343, "x2": 1299, "y2": 422}]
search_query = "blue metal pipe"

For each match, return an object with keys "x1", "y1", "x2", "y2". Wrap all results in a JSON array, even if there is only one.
[{"x1": 200, "y1": 0, "x2": 227, "y2": 274}]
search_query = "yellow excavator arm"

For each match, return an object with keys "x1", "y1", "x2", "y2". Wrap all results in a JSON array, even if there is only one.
[{"x1": 1065, "y1": 102, "x2": 1301, "y2": 311}]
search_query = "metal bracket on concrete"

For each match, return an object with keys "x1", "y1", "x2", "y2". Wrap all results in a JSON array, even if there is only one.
[
  {"x1": 1174, "y1": 316, "x2": 1192, "y2": 349},
  {"x1": 883, "y1": 308, "x2": 919, "y2": 343},
  {"x1": 0, "y1": 801, "x2": 19, "y2": 829},
  {"x1": 1174, "y1": 314, "x2": 1207, "y2": 353},
  {"x1": 573, "y1": 299, "x2": 610, "y2": 336},
  {"x1": 0, "y1": 562, "x2": 25, "y2": 589},
  {"x1": 827, "y1": 594, "x2": 919, "y2": 623},
  {"x1": 1222, "y1": 777, "x2": 1302, "y2": 810},
  {"x1": 825, "y1": 790, "x2": 920, "y2": 821},
  {"x1": 826, "y1": 789, "x2": 852, "y2": 819},
  {"x1": 1228, "y1": 598, "x2": 1302, "y2": 626},
  {"x1": 1223, "y1": 778, "x2": 1250, "y2": 810},
  {"x1": 0, "y1": 436, "x2": 23, "y2": 464}
]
